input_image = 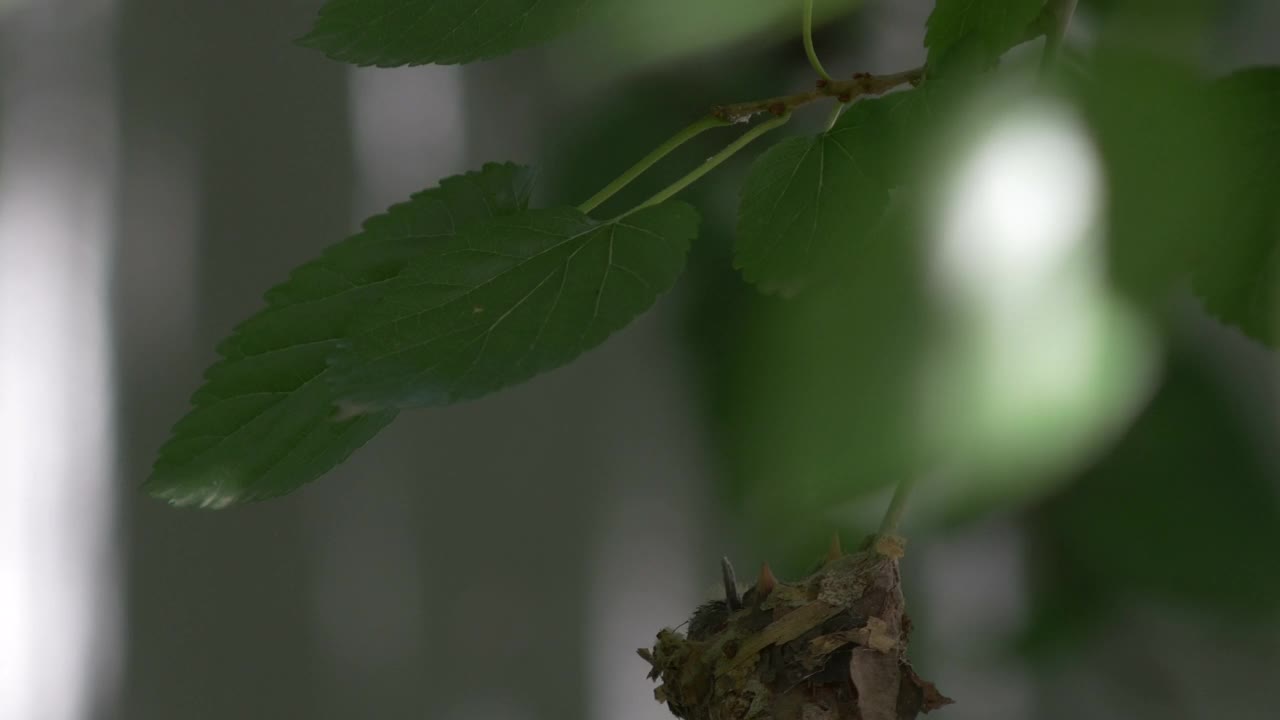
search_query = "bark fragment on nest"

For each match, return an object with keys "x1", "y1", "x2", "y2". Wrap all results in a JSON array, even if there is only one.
[{"x1": 639, "y1": 535, "x2": 952, "y2": 720}]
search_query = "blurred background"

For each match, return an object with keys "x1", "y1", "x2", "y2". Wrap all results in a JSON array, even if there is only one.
[{"x1": 1, "y1": 0, "x2": 1277, "y2": 718}]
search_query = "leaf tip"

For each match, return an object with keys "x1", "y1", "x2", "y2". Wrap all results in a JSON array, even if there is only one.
[{"x1": 144, "y1": 467, "x2": 247, "y2": 510}]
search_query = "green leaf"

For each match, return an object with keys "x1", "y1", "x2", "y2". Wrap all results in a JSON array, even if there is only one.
[
  {"x1": 332, "y1": 203, "x2": 698, "y2": 411},
  {"x1": 299, "y1": 0, "x2": 589, "y2": 67},
  {"x1": 565, "y1": 0, "x2": 861, "y2": 79},
  {"x1": 1067, "y1": 49, "x2": 1227, "y2": 308},
  {"x1": 148, "y1": 163, "x2": 535, "y2": 508},
  {"x1": 924, "y1": 0, "x2": 1043, "y2": 69},
  {"x1": 734, "y1": 95, "x2": 901, "y2": 296},
  {"x1": 1192, "y1": 67, "x2": 1280, "y2": 347}
]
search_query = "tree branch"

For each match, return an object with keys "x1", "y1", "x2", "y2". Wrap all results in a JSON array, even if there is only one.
[{"x1": 711, "y1": 67, "x2": 924, "y2": 124}]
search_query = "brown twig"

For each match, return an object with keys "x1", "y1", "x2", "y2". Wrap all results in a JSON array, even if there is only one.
[{"x1": 711, "y1": 67, "x2": 925, "y2": 124}]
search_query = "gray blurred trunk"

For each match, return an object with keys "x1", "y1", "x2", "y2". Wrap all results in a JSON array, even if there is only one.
[{"x1": 115, "y1": 1, "x2": 353, "y2": 717}]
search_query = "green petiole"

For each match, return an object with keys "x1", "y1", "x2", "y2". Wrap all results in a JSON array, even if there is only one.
[
  {"x1": 577, "y1": 115, "x2": 730, "y2": 215},
  {"x1": 803, "y1": 0, "x2": 833, "y2": 82},
  {"x1": 823, "y1": 100, "x2": 845, "y2": 132},
  {"x1": 627, "y1": 112, "x2": 793, "y2": 216}
]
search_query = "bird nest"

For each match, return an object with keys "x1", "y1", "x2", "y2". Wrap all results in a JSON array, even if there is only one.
[{"x1": 639, "y1": 535, "x2": 951, "y2": 720}]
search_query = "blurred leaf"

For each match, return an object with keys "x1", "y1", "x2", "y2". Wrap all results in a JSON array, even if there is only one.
[
  {"x1": 1068, "y1": 48, "x2": 1228, "y2": 308},
  {"x1": 907, "y1": 84, "x2": 1161, "y2": 522},
  {"x1": 333, "y1": 203, "x2": 698, "y2": 410},
  {"x1": 1191, "y1": 67, "x2": 1280, "y2": 347},
  {"x1": 1024, "y1": 344, "x2": 1280, "y2": 654},
  {"x1": 876, "y1": 80, "x2": 973, "y2": 184},
  {"x1": 714, "y1": 203, "x2": 933, "y2": 552},
  {"x1": 566, "y1": 0, "x2": 862, "y2": 77},
  {"x1": 735, "y1": 96, "x2": 902, "y2": 295},
  {"x1": 708, "y1": 62, "x2": 1178, "y2": 551},
  {"x1": 1086, "y1": 0, "x2": 1217, "y2": 60},
  {"x1": 300, "y1": 0, "x2": 589, "y2": 67},
  {"x1": 148, "y1": 163, "x2": 535, "y2": 508},
  {"x1": 704, "y1": 74, "x2": 1004, "y2": 552},
  {"x1": 1072, "y1": 50, "x2": 1280, "y2": 344},
  {"x1": 924, "y1": 0, "x2": 1043, "y2": 71}
]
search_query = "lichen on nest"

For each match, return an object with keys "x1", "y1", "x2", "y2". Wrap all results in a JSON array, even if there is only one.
[{"x1": 638, "y1": 534, "x2": 951, "y2": 720}]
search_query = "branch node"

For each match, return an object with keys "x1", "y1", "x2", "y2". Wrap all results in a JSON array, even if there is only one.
[{"x1": 710, "y1": 66, "x2": 923, "y2": 123}]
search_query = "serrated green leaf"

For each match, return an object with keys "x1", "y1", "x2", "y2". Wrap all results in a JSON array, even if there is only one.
[
  {"x1": 1192, "y1": 67, "x2": 1280, "y2": 347},
  {"x1": 924, "y1": 0, "x2": 1043, "y2": 69},
  {"x1": 300, "y1": 0, "x2": 589, "y2": 67},
  {"x1": 148, "y1": 163, "x2": 535, "y2": 508},
  {"x1": 332, "y1": 203, "x2": 698, "y2": 411},
  {"x1": 734, "y1": 96, "x2": 902, "y2": 296}
]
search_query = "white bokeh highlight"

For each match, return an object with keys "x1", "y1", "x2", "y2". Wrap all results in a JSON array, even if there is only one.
[
  {"x1": 0, "y1": 5, "x2": 121, "y2": 715},
  {"x1": 920, "y1": 96, "x2": 1158, "y2": 510},
  {"x1": 933, "y1": 104, "x2": 1102, "y2": 305}
]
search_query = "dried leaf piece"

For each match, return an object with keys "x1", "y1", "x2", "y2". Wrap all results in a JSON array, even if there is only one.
[{"x1": 850, "y1": 647, "x2": 901, "y2": 720}]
